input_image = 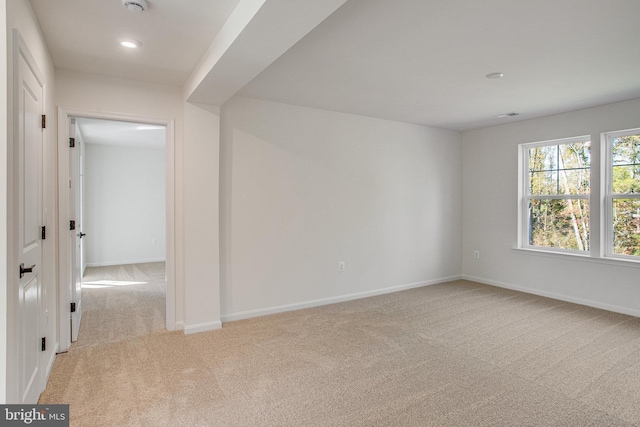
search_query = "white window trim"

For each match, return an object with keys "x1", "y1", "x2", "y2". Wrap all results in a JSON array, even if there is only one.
[
  {"x1": 518, "y1": 135, "x2": 591, "y2": 255},
  {"x1": 601, "y1": 127, "x2": 640, "y2": 261}
]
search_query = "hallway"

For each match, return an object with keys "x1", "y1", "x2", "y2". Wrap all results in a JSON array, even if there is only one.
[{"x1": 73, "y1": 262, "x2": 166, "y2": 349}]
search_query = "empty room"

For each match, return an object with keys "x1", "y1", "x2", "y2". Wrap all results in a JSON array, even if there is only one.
[
  {"x1": 2, "y1": 0, "x2": 640, "y2": 425},
  {"x1": 75, "y1": 117, "x2": 167, "y2": 346}
]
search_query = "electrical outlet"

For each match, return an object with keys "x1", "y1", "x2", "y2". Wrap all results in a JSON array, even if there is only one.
[
  {"x1": 338, "y1": 261, "x2": 346, "y2": 272},
  {"x1": 474, "y1": 250, "x2": 480, "y2": 259}
]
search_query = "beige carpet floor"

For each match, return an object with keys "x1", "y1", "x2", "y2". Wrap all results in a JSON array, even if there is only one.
[
  {"x1": 40, "y1": 279, "x2": 640, "y2": 426},
  {"x1": 73, "y1": 262, "x2": 166, "y2": 348}
]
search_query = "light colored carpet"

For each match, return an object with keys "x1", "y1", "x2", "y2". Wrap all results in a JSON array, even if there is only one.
[
  {"x1": 73, "y1": 262, "x2": 166, "y2": 348},
  {"x1": 40, "y1": 279, "x2": 640, "y2": 426}
]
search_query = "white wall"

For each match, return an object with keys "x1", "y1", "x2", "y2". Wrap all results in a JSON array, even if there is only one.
[
  {"x1": 220, "y1": 97, "x2": 462, "y2": 320},
  {"x1": 183, "y1": 102, "x2": 221, "y2": 333},
  {"x1": 83, "y1": 142, "x2": 166, "y2": 266},
  {"x1": 55, "y1": 69, "x2": 227, "y2": 331},
  {"x1": 55, "y1": 69, "x2": 185, "y2": 326},
  {"x1": 5, "y1": 0, "x2": 57, "y2": 403},
  {"x1": 462, "y1": 97, "x2": 640, "y2": 316}
]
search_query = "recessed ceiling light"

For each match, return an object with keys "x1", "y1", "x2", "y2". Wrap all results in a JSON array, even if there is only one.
[
  {"x1": 120, "y1": 40, "x2": 141, "y2": 49},
  {"x1": 486, "y1": 72, "x2": 504, "y2": 79}
]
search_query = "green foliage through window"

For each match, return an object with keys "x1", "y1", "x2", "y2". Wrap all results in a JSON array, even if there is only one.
[
  {"x1": 529, "y1": 142, "x2": 590, "y2": 195},
  {"x1": 525, "y1": 139, "x2": 591, "y2": 252},
  {"x1": 530, "y1": 199, "x2": 590, "y2": 251},
  {"x1": 522, "y1": 131, "x2": 640, "y2": 259},
  {"x1": 612, "y1": 135, "x2": 640, "y2": 194},
  {"x1": 611, "y1": 134, "x2": 640, "y2": 256}
]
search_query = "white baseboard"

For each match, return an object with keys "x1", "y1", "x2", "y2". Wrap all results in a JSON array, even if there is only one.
[
  {"x1": 221, "y1": 275, "x2": 462, "y2": 323},
  {"x1": 183, "y1": 320, "x2": 222, "y2": 335},
  {"x1": 39, "y1": 342, "x2": 59, "y2": 401},
  {"x1": 85, "y1": 258, "x2": 166, "y2": 268},
  {"x1": 45, "y1": 343, "x2": 58, "y2": 381},
  {"x1": 463, "y1": 274, "x2": 640, "y2": 318}
]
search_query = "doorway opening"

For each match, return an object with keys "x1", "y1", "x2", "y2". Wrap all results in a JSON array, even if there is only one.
[
  {"x1": 72, "y1": 117, "x2": 167, "y2": 346},
  {"x1": 57, "y1": 108, "x2": 177, "y2": 352}
]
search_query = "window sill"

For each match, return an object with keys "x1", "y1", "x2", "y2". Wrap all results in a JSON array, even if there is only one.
[{"x1": 512, "y1": 247, "x2": 640, "y2": 269}]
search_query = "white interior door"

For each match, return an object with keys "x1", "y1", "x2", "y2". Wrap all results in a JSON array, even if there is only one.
[
  {"x1": 16, "y1": 38, "x2": 44, "y2": 404},
  {"x1": 69, "y1": 121, "x2": 82, "y2": 342}
]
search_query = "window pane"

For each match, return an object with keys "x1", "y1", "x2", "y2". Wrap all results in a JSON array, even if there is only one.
[
  {"x1": 562, "y1": 168, "x2": 590, "y2": 194},
  {"x1": 612, "y1": 198, "x2": 640, "y2": 256},
  {"x1": 612, "y1": 134, "x2": 640, "y2": 166},
  {"x1": 612, "y1": 165, "x2": 640, "y2": 193},
  {"x1": 529, "y1": 145, "x2": 557, "y2": 172},
  {"x1": 529, "y1": 199, "x2": 589, "y2": 251},
  {"x1": 559, "y1": 142, "x2": 591, "y2": 170},
  {"x1": 528, "y1": 141, "x2": 590, "y2": 195},
  {"x1": 529, "y1": 171, "x2": 557, "y2": 195}
]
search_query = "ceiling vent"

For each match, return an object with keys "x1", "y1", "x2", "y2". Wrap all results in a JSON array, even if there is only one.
[
  {"x1": 496, "y1": 112, "x2": 520, "y2": 118},
  {"x1": 122, "y1": 0, "x2": 148, "y2": 13}
]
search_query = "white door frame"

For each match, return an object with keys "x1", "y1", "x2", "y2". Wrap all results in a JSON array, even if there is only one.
[{"x1": 57, "y1": 107, "x2": 177, "y2": 352}]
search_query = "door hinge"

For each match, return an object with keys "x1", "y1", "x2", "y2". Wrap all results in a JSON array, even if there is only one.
[
  {"x1": 41, "y1": 115, "x2": 46, "y2": 129},
  {"x1": 69, "y1": 137, "x2": 75, "y2": 148},
  {"x1": 41, "y1": 226, "x2": 46, "y2": 240},
  {"x1": 70, "y1": 220, "x2": 76, "y2": 230},
  {"x1": 41, "y1": 337, "x2": 46, "y2": 352},
  {"x1": 70, "y1": 302, "x2": 76, "y2": 313}
]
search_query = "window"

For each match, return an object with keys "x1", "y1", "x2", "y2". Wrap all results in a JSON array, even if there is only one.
[
  {"x1": 604, "y1": 129, "x2": 640, "y2": 259},
  {"x1": 520, "y1": 136, "x2": 591, "y2": 253}
]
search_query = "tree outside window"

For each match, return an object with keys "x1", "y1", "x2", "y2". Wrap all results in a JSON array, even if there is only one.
[
  {"x1": 520, "y1": 130, "x2": 640, "y2": 261},
  {"x1": 521, "y1": 137, "x2": 591, "y2": 253},
  {"x1": 609, "y1": 132, "x2": 640, "y2": 257}
]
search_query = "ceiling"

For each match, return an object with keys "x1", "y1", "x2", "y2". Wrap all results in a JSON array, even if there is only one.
[
  {"x1": 29, "y1": 0, "x2": 242, "y2": 86},
  {"x1": 239, "y1": 0, "x2": 640, "y2": 130},
  {"x1": 30, "y1": 0, "x2": 640, "y2": 131},
  {"x1": 76, "y1": 118, "x2": 165, "y2": 150}
]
